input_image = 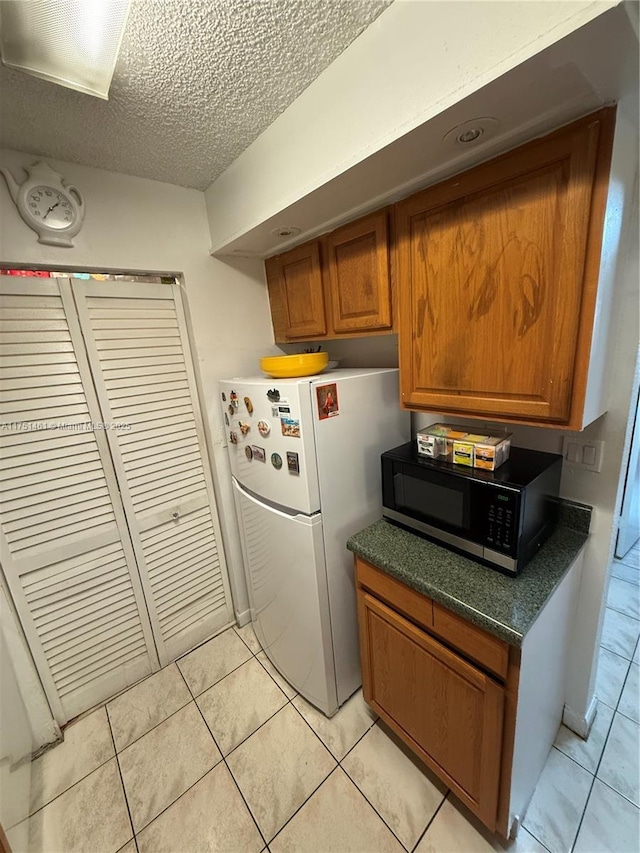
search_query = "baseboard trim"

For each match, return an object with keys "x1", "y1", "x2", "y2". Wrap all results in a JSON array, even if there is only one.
[
  {"x1": 563, "y1": 695, "x2": 598, "y2": 739},
  {"x1": 234, "y1": 608, "x2": 251, "y2": 628}
]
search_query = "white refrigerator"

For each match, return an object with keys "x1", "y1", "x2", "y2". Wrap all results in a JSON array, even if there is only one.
[{"x1": 219, "y1": 368, "x2": 408, "y2": 716}]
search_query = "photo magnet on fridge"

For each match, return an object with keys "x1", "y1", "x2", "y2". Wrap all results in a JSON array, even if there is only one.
[
  {"x1": 316, "y1": 383, "x2": 339, "y2": 420},
  {"x1": 252, "y1": 446, "x2": 266, "y2": 462},
  {"x1": 281, "y1": 417, "x2": 301, "y2": 438},
  {"x1": 286, "y1": 451, "x2": 300, "y2": 474}
]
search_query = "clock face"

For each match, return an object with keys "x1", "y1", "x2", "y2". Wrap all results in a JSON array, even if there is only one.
[{"x1": 26, "y1": 186, "x2": 76, "y2": 230}]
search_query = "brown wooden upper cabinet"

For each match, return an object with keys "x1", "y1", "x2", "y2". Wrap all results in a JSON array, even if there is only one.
[
  {"x1": 265, "y1": 240, "x2": 327, "y2": 341},
  {"x1": 396, "y1": 108, "x2": 616, "y2": 428},
  {"x1": 325, "y1": 210, "x2": 392, "y2": 334},
  {"x1": 265, "y1": 210, "x2": 393, "y2": 343}
]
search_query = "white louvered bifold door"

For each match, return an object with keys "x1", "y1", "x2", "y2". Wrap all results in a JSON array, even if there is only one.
[
  {"x1": 0, "y1": 277, "x2": 159, "y2": 723},
  {"x1": 71, "y1": 280, "x2": 233, "y2": 664}
]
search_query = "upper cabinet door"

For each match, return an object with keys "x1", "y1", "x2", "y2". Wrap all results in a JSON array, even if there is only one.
[
  {"x1": 396, "y1": 109, "x2": 615, "y2": 426},
  {"x1": 266, "y1": 241, "x2": 327, "y2": 341},
  {"x1": 325, "y1": 210, "x2": 392, "y2": 334}
]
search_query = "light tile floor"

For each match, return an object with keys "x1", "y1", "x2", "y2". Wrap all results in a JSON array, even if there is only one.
[{"x1": 7, "y1": 548, "x2": 640, "y2": 853}]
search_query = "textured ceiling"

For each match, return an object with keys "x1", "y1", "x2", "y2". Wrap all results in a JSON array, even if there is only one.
[{"x1": 0, "y1": 0, "x2": 390, "y2": 190}]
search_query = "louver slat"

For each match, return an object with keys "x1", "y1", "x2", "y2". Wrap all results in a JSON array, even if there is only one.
[
  {"x1": 75, "y1": 281, "x2": 232, "y2": 663},
  {"x1": 0, "y1": 280, "x2": 156, "y2": 723}
]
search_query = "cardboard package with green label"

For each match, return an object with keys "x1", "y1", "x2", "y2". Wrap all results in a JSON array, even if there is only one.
[{"x1": 416, "y1": 423, "x2": 512, "y2": 471}]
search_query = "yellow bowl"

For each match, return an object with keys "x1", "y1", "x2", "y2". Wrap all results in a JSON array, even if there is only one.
[{"x1": 260, "y1": 352, "x2": 329, "y2": 378}]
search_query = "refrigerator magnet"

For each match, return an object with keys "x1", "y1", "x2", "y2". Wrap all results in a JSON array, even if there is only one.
[
  {"x1": 316, "y1": 383, "x2": 339, "y2": 420},
  {"x1": 239, "y1": 421, "x2": 251, "y2": 436},
  {"x1": 281, "y1": 417, "x2": 301, "y2": 438},
  {"x1": 244, "y1": 396, "x2": 253, "y2": 414},
  {"x1": 257, "y1": 420, "x2": 270, "y2": 437},
  {"x1": 286, "y1": 451, "x2": 300, "y2": 474},
  {"x1": 221, "y1": 392, "x2": 226, "y2": 402},
  {"x1": 229, "y1": 431, "x2": 238, "y2": 445},
  {"x1": 245, "y1": 446, "x2": 253, "y2": 461},
  {"x1": 267, "y1": 388, "x2": 280, "y2": 402},
  {"x1": 224, "y1": 412, "x2": 229, "y2": 426},
  {"x1": 230, "y1": 390, "x2": 239, "y2": 409},
  {"x1": 252, "y1": 446, "x2": 266, "y2": 462},
  {"x1": 228, "y1": 404, "x2": 234, "y2": 417},
  {"x1": 271, "y1": 452, "x2": 283, "y2": 470}
]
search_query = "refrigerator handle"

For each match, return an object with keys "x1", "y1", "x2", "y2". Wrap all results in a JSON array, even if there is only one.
[{"x1": 232, "y1": 477, "x2": 318, "y2": 524}]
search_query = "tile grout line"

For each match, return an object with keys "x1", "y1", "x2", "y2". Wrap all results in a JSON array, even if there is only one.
[
  {"x1": 522, "y1": 742, "x2": 600, "y2": 852},
  {"x1": 131, "y1": 763, "x2": 222, "y2": 844},
  {"x1": 569, "y1": 769, "x2": 598, "y2": 851},
  {"x1": 409, "y1": 791, "x2": 448, "y2": 853},
  {"x1": 267, "y1": 764, "x2": 343, "y2": 848},
  {"x1": 119, "y1": 667, "x2": 259, "y2": 841},
  {"x1": 334, "y1": 714, "x2": 379, "y2": 764},
  {"x1": 232, "y1": 628, "x2": 440, "y2": 850},
  {"x1": 106, "y1": 704, "x2": 138, "y2": 852},
  {"x1": 205, "y1": 629, "x2": 411, "y2": 847},
  {"x1": 596, "y1": 641, "x2": 633, "y2": 712},
  {"x1": 114, "y1": 643, "x2": 269, "y2": 843},
  {"x1": 282, "y1": 701, "x2": 441, "y2": 851},
  {"x1": 177, "y1": 652, "x2": 254, "y2": 699},
  {"x1": 604, "y1": 590, "x2": 640, "y2": 621},
  {"x1": 589, "y1": 774, "x2": 640, "y2": 810},
  {"x1": 550, "y1": 682, "x2": 635, "y2": 853},
  {"x1": 286, "y1": 697, "x2": 354, "y2": 763},
  {"x1": 555, "y1": 632, "x2": 640, "y2": 849},
  {"x1": 112, "y1": 691, "x2": 192, "y2": 755},
  {"x1": 24, "y1": 708, "x2": 119, "y2": 821},
  {"x1": 591, "y1": 663, "x2": 640, "y2": 810},
  {"x1": 176, "y1": 655, "x2": 271, "y2": 851},
  {"x1": 339, "y1": 755, "x2": 425, "y2": 853},
  {"x1": 543, "y1": 743, "x2": 599, "y2": 852},
  {"x1": 612, "y1": 654, "x2": 639, "y2": 725}
]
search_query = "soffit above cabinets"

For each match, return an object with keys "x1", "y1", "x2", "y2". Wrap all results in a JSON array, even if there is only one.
[
  {"x1": 0, "y1": 0, "x2": 390, "y2": 191},
  {"x1": 212, "y1": 3, "x2": 637, "y2": 258}
]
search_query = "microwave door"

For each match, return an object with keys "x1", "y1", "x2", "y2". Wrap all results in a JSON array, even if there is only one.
[
  {"x1": 385, "y1": 466, "x2": 485, "y2": 560},
  {"x1": 392, "y1": 467, "x2": 470, "y2": 532}
]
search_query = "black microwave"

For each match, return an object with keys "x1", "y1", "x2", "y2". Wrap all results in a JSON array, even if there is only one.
[{"x1": 381, "y1": 442, "x2": 562, "y2": 575}]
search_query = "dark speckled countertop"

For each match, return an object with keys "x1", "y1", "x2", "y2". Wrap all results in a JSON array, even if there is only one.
[{"x1": 347, "y1": 502, "x2": 591, "y2": 646}]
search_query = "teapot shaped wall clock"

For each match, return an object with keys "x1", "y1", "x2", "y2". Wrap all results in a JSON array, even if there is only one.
[{"x1": 0, "y1": 161, "x2": 85, "y2": 247}]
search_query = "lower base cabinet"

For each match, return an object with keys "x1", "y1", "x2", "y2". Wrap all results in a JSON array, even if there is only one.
[
  {"x1": 359, "y1": 590, "x2": 504, "y2": 828},
  {"x1": 354, "y1": 552, "x2": 584, "y2": 839}
]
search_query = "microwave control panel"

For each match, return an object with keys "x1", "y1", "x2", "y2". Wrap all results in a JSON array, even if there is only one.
[{"x1": 484, "y1": 490, "x2": 517, "y2": 553}]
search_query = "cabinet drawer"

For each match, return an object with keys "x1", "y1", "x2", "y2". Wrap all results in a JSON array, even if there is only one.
[
  {"x1": 355, "y1": 557, "x2": 432, "y2": 631},
  {"x1": 432, "y1": 603, "x2": 509, "y2": 680}
]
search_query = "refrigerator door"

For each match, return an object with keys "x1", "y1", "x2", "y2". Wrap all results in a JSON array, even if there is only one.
[
  {"x1": 219, "y1": 378, "x2": 320, "y2": 515},
  {"x1": 309, "y1": 368, "x2": 409, "y2": 705},
  {"x1": 232, "y1": 478, "x2": 338, "y2": 715}
]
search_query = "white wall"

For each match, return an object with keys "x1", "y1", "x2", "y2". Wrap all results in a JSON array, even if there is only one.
[
  {"x1": 0, "y1": 148, "x2": 279, "y2": 621},
  {"x1": 204, "y1": 0, "x2": 616, "y2": 251},
  {"x1": 413, "y1": 91, "x2": 639, "y2": 724},
  {"x1": 0, "y1": 582, "x2": 61, "y2": 843}
]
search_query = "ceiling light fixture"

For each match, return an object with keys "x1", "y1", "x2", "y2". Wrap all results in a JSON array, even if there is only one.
[
  {"x1": 0, "y1": 0, "x2": 132, "y2": 99},
  {"x1": 457, "y1": 128, "x2": 483, "y2": 143},
  {"x1": 443, "y1": 117, "x2": 501, "y2": 148},
  {"x1": 272, "y1": 226, "x2": 302, "y2": 239}
]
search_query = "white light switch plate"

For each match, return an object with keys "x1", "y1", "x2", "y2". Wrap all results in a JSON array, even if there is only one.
[{"x1": 562, "y1": 437, "x2": 604, "y2": 472}]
